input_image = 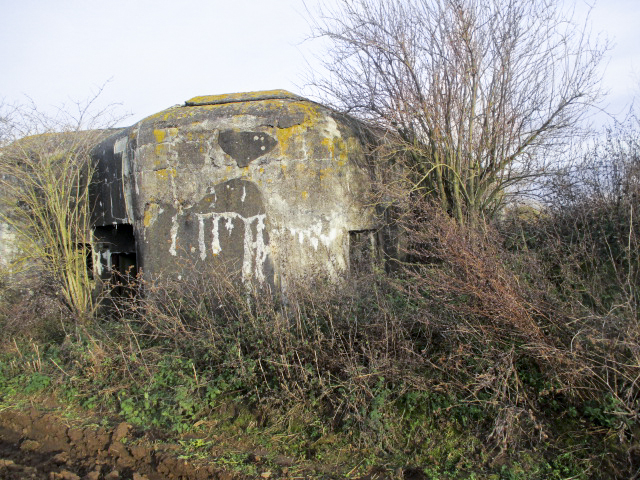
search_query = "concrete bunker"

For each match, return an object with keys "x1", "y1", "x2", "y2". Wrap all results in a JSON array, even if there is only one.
[{"x1": 90, "y1": 90, "x2": 383, "y2": 289}]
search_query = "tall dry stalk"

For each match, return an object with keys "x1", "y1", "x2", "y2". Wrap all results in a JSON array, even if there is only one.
[{"x1": 0, "y1": 95, "x2": 122, "y2": 321}]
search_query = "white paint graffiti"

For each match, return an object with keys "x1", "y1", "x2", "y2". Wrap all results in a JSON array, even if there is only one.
[
  {"x1": 169, "y1": 212, "x2": 179, "y2": 256},
  {"x1": 170, "y1": 211, "x2": 269, "y2": 284},
  {"x1": 288, "y1": 222, "x2": 339, "y2": 251}
]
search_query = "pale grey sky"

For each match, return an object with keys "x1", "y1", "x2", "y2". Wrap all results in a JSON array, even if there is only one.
[
  {"x1": 0, "y1": 0, "x2": 638, "y2": 128},
  {"x1": 584, "y1": 0, "x2": 640, "y2": 121}
]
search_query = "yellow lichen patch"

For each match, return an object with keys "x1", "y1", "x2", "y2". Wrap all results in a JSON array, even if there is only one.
[
  {"x1": 153, "y1": 129, "x2": 166, "y2": 143},
  {"x1": 186, "y1": 90, "x2": 299, "y2": 105},
  {"x1": 321, "y1": 136, "x2": 350, "y2": 165},
  {"x1": 143, "y1": 210, "x2": 153, "y2": 227},
  {"x1": 319, "y1": 137, "x2": 333, "y2": 159},
  {"x1": 155, "y1": 143, "x2": 166, "y2": 156},
  {"x1": 155, "y1": 168, "x2": 176, "y2": 180},
  {"x1": 275, "y1": 101, "x2": 326, "y2": 156},
  {"x1": 275, "y1": 124, "x2": 302, "y2": 155},
  {"x1": 143, "y1": 203, "x2": 160, "y2": 228},
  {"x1": 226, "y1": 166, "x2": 233, "y2": 173},
  {"x1": 301, "y1": 191, "x2": 308, "y2": 200},
  {"x1": 153, "y1": 127, "x2": 179, "y2": 144},
  {"x1": 142, "y1": 107, "x2": 190, "y2": 124},
  {"x1": 336, "y1": 138, "x2": 349, "y2": 165}
]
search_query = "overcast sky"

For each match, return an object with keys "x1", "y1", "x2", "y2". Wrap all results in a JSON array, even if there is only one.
[{"x1": 0, "y1": 0, "x2": 638, "y2": 129}]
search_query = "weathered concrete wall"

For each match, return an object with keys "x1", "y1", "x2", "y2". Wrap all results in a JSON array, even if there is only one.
[
  {"x1": 91, "y1": 90, "x2": 379, "y2": 288},
  {"x1": 0, "y1": 171, "x2": 22, "y2": 274},
  {"x1": 0, "y1": 221, "x2": 18, "y2": 271}
]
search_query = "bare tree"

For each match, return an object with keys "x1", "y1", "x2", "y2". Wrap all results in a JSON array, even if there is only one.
[{"x1": 308, "y1": 0, "x2": 607, "y2": 222}]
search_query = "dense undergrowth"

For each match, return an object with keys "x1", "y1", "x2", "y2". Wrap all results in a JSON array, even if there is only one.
[
  {"x1": 1, "y1": 118, "x2": 640, "y2": 479},
  {"x1": 1, "y1": 200, "x2": 639, "y2": 478}
]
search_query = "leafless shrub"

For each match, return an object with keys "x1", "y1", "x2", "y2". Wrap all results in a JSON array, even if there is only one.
[
  {"x1": 0, "y1": 91, "x2": 124, "y2": 321},
  {"x1": 521, "y1": 112, "x2": 640, "y2": 435}
]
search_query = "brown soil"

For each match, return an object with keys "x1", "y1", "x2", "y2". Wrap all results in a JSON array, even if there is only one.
[
  {"x1": 0, "y1": 407, "x2": 242, "y2": 480},
  {"x1": 0, "y1": 407, "x2": 425, "y2": 480}
]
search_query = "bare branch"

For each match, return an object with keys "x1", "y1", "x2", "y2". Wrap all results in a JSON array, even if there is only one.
[{"x1": 306, "y1": 0, "x2": 608, "y2": 222}]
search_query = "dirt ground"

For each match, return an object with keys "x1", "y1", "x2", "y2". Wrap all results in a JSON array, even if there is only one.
[
  {"x1": 0, "y1": 407, "x2": 241, "y2": 480},
  {"x1": 0, "y1": 407, "x2": 427, "y2": 480}
]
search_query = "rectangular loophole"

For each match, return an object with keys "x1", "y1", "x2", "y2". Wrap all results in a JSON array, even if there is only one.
[{"x1": 92, "y1": 224, "x2": 138, "y2": 296}]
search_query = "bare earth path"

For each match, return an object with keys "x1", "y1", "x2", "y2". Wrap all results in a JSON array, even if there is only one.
[{"x1": 0, "y1": 407, "x2": 240, "y2": 480}]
